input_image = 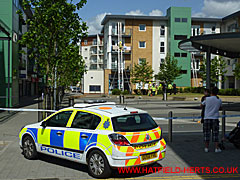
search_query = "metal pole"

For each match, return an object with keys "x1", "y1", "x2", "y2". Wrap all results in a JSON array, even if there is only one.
[
  {"x1": 222, "y1": 110, "x2": 226, "y2": 140},
  {"x1": 206, "y1": 47, "x2": 211, "y2": 89},
  {"x1": 168, "y1": 111, "x2": 173, "y2": 142},
  {"x1": 8, "y1": 39, "x2": 10, "y2": 108},
  {"x1": 54, "y1": 66, "x2": 57, "y2": 110},
  {"x1": 117, "y1": 22, "x2": 120, "y2": 90}
]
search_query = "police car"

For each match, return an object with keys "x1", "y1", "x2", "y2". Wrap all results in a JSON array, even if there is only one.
[{"x1": 19, "y1": 100, "x2": 166, "y2": 178}]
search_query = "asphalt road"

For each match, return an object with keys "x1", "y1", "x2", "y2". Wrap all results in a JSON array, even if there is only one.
[{"x1": 0, "y1": 97, "x2": 240, "y2": 180}]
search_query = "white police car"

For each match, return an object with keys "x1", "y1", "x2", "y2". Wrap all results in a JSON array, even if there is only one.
[{"x1": 19, "y1": 101, "x2": 166, "y2": 178}]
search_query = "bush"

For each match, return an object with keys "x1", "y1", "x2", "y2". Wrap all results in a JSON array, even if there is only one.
[
  {"x1": 112, "y1": 89, "x2": 121, "y2": 95},
  {"x1": 133, "y1": 89, "x2": 141, "y2": 95},
  {"x1": 122, "y1": 90, "x2": 129, "y2": 95},
  {"x1": 179, "y1": 88, "x2": 183, "y2": 93},
  {"x1": 183, "y1": 87, "x2": 191, "y2": 93}
]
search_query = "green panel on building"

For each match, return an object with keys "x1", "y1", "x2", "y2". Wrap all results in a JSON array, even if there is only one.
[
  {"x1": 167, "y1": 7, "x2": 191, "y2": 87},
  {"x1": 0, "y1": 0, "x2": 19, "y2": 107}
]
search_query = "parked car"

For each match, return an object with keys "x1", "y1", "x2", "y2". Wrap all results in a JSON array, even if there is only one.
[{"x1": 19, "y1": 101, "x2": 166, "y2": 178}]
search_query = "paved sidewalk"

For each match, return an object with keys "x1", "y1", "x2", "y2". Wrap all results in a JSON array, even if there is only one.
[{"x1": 0, "y1": 96, "x2": 240, "y2": 180}]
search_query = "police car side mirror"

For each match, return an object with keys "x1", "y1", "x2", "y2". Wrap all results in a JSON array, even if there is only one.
[{"x1": 41, "y1": 121, "x2": 47, "y2": 128}]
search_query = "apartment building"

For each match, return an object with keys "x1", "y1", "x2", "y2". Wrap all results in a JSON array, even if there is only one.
[
  {"x1": 221, "y1": 11, "x2": 240, "y2": 89},
  {"x1": 100, "y1": 7, "x2": 240, "y2": 94},
  {"x1": 80, "y1": 34, "x2": 104, "y2": 94},
  {"x1": 0, "y1": 0, "x2": 39, "y2": 107}
]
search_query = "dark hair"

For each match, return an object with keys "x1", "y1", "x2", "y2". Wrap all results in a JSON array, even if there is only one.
[
  {"x1": 204, "y1": 88, "x2": 210, "y2": 94},
  {"x1": 211, "y1": 87, "x2": 219, "y2": 95}
]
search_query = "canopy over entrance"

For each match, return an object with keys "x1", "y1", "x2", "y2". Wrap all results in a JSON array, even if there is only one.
[{"x1": 179, "y1": 32, "x2": 240, "y2": 89}]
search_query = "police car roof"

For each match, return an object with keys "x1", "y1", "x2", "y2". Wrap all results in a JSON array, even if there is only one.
[{"x1": 69, "y1": 102, "x2": 147, "y2": 117}]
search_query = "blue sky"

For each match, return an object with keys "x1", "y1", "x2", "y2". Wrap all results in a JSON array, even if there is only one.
[{"x1": 74, "y1": 0, "x2": 240, "y2": 34}]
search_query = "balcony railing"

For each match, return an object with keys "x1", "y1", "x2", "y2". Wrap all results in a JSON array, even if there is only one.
[{"x1": 112, "y1": 28, "x2": 132, "y2": 36}]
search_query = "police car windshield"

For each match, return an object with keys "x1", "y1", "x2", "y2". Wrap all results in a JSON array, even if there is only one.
[{"x1": 111, "y1": 113, "x2": 158, "y2": 132}]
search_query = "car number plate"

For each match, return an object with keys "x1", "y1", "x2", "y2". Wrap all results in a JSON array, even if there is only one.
[{"x1": 141, "y1": 152, "x2": 157, "y2": 161}]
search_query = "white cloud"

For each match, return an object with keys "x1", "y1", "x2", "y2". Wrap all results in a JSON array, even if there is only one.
[
  {"x1": 149, "y1": 9, "x2": 163, "y2": 16},
  {"x1": 125, "y1": 10, "x2": 145, "y2": 16},
  {"x1": 194, "y1": 0, "x2": 240, "y2": 18},
  {"x1": 87, "y1": 13, "x2": 111, "y2": 34},
  {"x1": 192, "y1": 12, "x2": 206, "y2": 18}
]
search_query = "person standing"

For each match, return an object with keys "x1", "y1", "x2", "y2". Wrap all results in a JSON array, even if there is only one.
[
  {"x1": 172, "y1": 83, "x2": 177, "y2": 95},
  {"x1": 168, "y1": 83, "x2": 173, "y2": 95},
  {"x1": 201, "y1": 87, "x2": 222, "y2": 153},
  {"x1": 151, "y1": 84, "x2": 156, "y2": 96},
  {"x1": 200, "y1": 89, "x2": 210, "y2": 123}
]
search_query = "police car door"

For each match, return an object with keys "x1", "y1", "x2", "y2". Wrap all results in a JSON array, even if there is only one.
[
  {"x1": 64, "y1": 111, "x2": 101, "y2": 160},
  {"x1": 38, "y1": 111, "x2": 73, "y2": 155}
]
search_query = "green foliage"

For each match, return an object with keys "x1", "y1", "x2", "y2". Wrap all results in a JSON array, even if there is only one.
[
  {"x1": 131, "y1": 61, "x2": 154, "y2": 89},
  {"x1": 233, "y1": 63, "x2": 240, "y2": 80},
  {"x1": 112, "y1": 89, "x2": 121, "y2": 95},
  {"x1": 218, "y1": 88, "x2": 240, "y2": 96},
  {"x1": 179, "y1": 87, "x2": 183, "y2": 93},
  {"x1": 199, "y1": 56, "x2": 227, "y2": 86},
  {"x1": 122, "y1": 90, "x2": 129, "y2": 95},
  {"x1": 18, "y1": 0, "x2": 88, "y2": 87},
  {"x1": 155, "y1": 55, "x2": 182, "y2": 85}
]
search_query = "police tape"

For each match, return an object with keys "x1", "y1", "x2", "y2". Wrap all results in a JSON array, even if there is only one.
[
  {"x1": 0, "y1": 108, "x2": 240, "y2": 120},
  {"x1": 0, "y1": 108, "x2": 56, "y2": 113},
  {"x1": 153, "y1": 114, "x2": 240, "y2": 120}
]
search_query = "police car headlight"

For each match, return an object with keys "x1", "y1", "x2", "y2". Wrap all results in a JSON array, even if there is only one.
[{"x1": 109, "y1": 133, "x2": 130, "y2": 146}]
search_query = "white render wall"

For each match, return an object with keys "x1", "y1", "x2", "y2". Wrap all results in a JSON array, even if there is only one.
[
  {"x1": 83, "y1": 71, "x2": 104, "y2": 94},
  {"x1": 152, "y1": 20, "x2": 167, "y2": 75}
]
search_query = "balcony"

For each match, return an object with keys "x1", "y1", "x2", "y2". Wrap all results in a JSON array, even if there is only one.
[{"x1": 112, "y1": 28, "x2": 132, "y2": 37}]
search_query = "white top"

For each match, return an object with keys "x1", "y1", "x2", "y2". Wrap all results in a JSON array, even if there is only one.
[{"x1": 202, "y1": 96, "x2": 222, "y2": 119}]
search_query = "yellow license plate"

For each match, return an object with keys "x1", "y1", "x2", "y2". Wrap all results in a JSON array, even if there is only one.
[
  {"x1": 134, "y1": 142, "x2": 157, "y2": 150},
  {"x1": 141, "y1": 152, "x2": 158, "y2": 161}
]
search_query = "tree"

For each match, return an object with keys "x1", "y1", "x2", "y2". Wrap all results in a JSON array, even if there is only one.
[
  {"x1": 199, "y1": 56, "x2": 227, "y2": 86},
  {"x1": 18, "y1": 0, "x2": 88, "y2": 88},
  {"x1": 131, "y1": 61, "x2": 154, "y2": 90},
  {"x1": 233, "y1": 63, "x2": 240, "y2": 80},
  {"x1": 155, "y1": 55, "x2": 182, "y2": 85}
]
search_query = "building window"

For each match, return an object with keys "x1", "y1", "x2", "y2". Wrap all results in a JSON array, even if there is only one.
[
  {"x1": 160, "y1": 42, "x2": 164, "y2": 53},
  {"x1": 181, "y1": 53, "x2": 187, "y2": 57},
  {"x1": 180, "y1": 70, "x2": 187, "y2": 74},
  {"x1": 93, "y1": 39, "x2": 97, "y2": 45},
  {"x1": 160, "y1": 25, "x2": 165, "y2": 36},
  {"x1": 160, "y1": 58, "x2": 165, "y2": 68},
  {"x1": 182, "y1": 18, "x2": 188, "y2": 22},
  {"x1": 192, "y1": 27, "x2": 200, "y2": 36},
  {"x1": 175, "y1": 18, "x2": 181, "y2": 22},
  {"x1": 174, "y1": 35, "x2": 188, "y2": 40},
  {"x1": 84, "y1": 40, "x2": 88, "y2": 45},
  {"x1": 139, "y1": 41, "x2": 146, "y2": 48},
  {"x1": 174, "y1": 53, "x2": 181, "y2": 57},
  {"x1": 196, "y1": 59, "x2": 200, "y2": 70},
  {"x1": 139, "y1": 24, "x2": 146, "y2": 31},
  {"x1": 139, "y1": 58, "x2": 146, "y2": 64},
  {"x1": 85, "y1": 48, "x2": 87, "y2": 51},
  {"x1": 89, "y1": 85, "x2": 101, "y2": 92},
  {"x1": 90, "y1": 64, "x2": 97, "y2": 70},
  {"x1": 212, "y1": 26, "x2": 216, "y2": 34},
  {"x1": 228, "y1": 60, "x2": 231, "y2": 65}
]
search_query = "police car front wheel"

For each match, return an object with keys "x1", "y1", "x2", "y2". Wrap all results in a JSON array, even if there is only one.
[
  {"x1": 22, "y1": 136, "x2": 38, "y2": 160},
  {"x1": 87, "y1": 150, "x2": 111, "y2": 178}
]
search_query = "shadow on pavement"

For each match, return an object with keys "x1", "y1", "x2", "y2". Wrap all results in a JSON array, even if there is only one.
[
  {"x1": 166, "y1": 132, "x2": 240, "y2": 179},
  {"x1": 38, "y1": 153, "x2": 88, "y2": 173},
  {"x1": 37, "y1": 153, "x2": 163, "y2": 178}
]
